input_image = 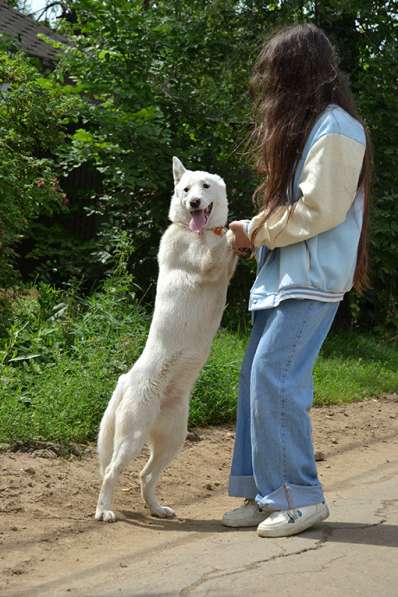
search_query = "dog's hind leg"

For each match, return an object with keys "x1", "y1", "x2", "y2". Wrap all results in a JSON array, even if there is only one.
[
  {"x1": 140, "y1": 398, "x2": 189, "y2": 519},
  {"x1": 95, "y1": 384, "x2": 160, "y2": 523}
]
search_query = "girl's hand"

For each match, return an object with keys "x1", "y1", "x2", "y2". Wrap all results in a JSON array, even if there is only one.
[{"x1": 229, "y1": 220, "x2": 253, "y2": 256}]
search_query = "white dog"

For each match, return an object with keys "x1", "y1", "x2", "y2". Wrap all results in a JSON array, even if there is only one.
[{"x1": 95, "y1": 157, "x2": 237, "y2": 522}]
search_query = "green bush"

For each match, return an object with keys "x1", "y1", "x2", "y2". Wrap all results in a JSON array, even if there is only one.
[{"x1": 0, "y1": 50, "x2": 83, "y2": 283}]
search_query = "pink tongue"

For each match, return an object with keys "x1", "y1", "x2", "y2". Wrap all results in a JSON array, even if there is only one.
[{"x1": 189, "y1": 210, "x2": 208, "y2": 233}]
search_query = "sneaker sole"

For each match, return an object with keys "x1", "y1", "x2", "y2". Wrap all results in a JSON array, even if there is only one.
[
  {"x1": 222, "y1": 514, "x2": 269, "y2": 528},
  {"x1": 257, "y1": 506, "x2": 329, "y2": 538}
]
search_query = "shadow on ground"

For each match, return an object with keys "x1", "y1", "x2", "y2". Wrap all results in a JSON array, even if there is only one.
[{"x1": 119, "y1": 511, "x2": 398, "y2": 548}]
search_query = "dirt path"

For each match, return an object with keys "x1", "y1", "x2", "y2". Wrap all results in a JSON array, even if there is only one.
[{"x1": 1, "y1": 395, "x2": 397, "y2": 596}]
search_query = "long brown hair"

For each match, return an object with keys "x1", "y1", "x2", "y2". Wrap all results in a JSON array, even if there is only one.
[{"x1": 249, "y1": 23, "x2": 372, "y2": 293}]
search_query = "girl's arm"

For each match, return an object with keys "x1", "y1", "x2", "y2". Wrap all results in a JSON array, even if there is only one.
[{"x1": 248, "y1": 132, "x2": 365, "y2": 250}]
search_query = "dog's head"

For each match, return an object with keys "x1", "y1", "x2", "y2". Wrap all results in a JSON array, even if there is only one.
[{"x1": 169, "y1": 157, "x2": 228, "y2": 233}]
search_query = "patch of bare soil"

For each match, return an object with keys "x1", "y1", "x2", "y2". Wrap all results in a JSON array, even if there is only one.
[{"x1": 0, "y1": 395, "x2": 397, "y2": 595}]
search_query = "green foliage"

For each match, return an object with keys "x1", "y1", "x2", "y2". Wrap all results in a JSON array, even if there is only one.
[
  {"x1": 0, "y1": 0, "x2": 397, "y2": 329},
  {"x1": 49, "y1": 1, "x2": 260, "y2": 285},
  {"x1": 0, "y1": 51, "x2": 83, "y2": 283},
  {"x1": 315, "y1": 0, "x2": 398, "y2": 327}
]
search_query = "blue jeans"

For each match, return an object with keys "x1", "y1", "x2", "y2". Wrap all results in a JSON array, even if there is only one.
[{"x1": 229, "y1": 299, "x2": 339, "y2": 510}]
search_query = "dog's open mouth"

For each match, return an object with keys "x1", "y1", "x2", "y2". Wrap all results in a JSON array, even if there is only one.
[{"x1": 189, "y1": 203, "x2": 213, "y2": 233}]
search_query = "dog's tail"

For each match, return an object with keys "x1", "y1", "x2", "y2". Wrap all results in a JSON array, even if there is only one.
[{"x1": 97, "y1": 374, "x2": 126, "y2": 477}]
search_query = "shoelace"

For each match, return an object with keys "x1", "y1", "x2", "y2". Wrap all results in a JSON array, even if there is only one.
[{"x1": 286, "y1": 509, "x2": 302, "y2": 523}]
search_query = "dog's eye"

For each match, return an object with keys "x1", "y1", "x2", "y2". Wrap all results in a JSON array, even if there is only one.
[
  {"x1": 203, "y1": 183, "x2": 210, "y2": 189},
  {"x1": 183, "y1": 186, "x2": 190, "y2": 193}
]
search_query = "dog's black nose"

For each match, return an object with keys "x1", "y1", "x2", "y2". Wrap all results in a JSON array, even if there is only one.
[{"x1": 190, "y1": 199, "x2": 201, "y2": 209}]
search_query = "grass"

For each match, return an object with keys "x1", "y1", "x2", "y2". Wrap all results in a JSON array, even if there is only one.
[
  {"x1": 314, "y1": 332, "x2": 398, "y2": 405},
  {"x1": 0, "y1": 274, "x2": 150, "y2": 444},
  {"x1": 0, "y1": 272, "x2": 397, "y2": 445}
]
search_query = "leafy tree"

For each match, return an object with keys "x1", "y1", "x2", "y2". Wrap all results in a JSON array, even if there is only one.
[{"x1": 1, "y1": 0, "x2": 397, "y2": 329}]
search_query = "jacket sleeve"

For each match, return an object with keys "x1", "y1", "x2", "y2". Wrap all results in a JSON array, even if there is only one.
[{"x1": 247, "y1": 133, "x2": 366, "y2": 250}]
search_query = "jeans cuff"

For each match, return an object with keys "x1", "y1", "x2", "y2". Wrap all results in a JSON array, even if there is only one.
[
  {"x1": 228, "y1": 475, "x2": 258, "y2": 499},
  {"x1": 255, "y1": 482, "x2": 325, "y2": 511}
]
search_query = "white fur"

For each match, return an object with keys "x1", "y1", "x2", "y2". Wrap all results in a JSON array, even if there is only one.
[{"x1": 95, "y1": 157, "x2": 237, "y2": 522}]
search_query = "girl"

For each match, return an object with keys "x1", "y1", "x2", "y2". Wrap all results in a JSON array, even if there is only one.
[{"x1": 223, "y1": 24, "x2": 372, "y2": 538}]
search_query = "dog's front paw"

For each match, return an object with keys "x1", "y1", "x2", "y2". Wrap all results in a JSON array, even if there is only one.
[
  {"x1": 95, "y1": 508, "x2": 117, "y2": 523},
  {"x1": 150, "y1": 505, "x2": 176, "y2": 519}
]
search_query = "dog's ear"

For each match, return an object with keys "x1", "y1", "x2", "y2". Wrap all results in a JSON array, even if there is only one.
[
  {"x1": 172, "y1": 156, "x2": 186, "y2": 185},
  {"x1": 212, "y1": 174, "x2": 226, "y2": 188}
]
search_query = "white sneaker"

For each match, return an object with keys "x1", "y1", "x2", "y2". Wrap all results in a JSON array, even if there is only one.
[
  {"x1": 257, "y1": 502, "x2": 329, "y2": 538},
  {"x1": 222, "y1": 499, "x2": 270, "y2": 528}
]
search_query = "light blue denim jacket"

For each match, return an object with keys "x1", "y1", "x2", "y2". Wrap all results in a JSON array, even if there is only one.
[{"x1": 247, "y1": 104, "x2": 366, "y2": 311}]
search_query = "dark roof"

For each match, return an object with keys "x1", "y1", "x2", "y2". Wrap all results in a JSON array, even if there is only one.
[{"x1": 0, "y1": 1, "x2": 69, "y2": 62}]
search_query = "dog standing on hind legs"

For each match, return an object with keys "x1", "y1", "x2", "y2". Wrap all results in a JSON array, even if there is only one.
[{"x1": 95, "y1": 157, "x2": 238, "y2": 522}]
